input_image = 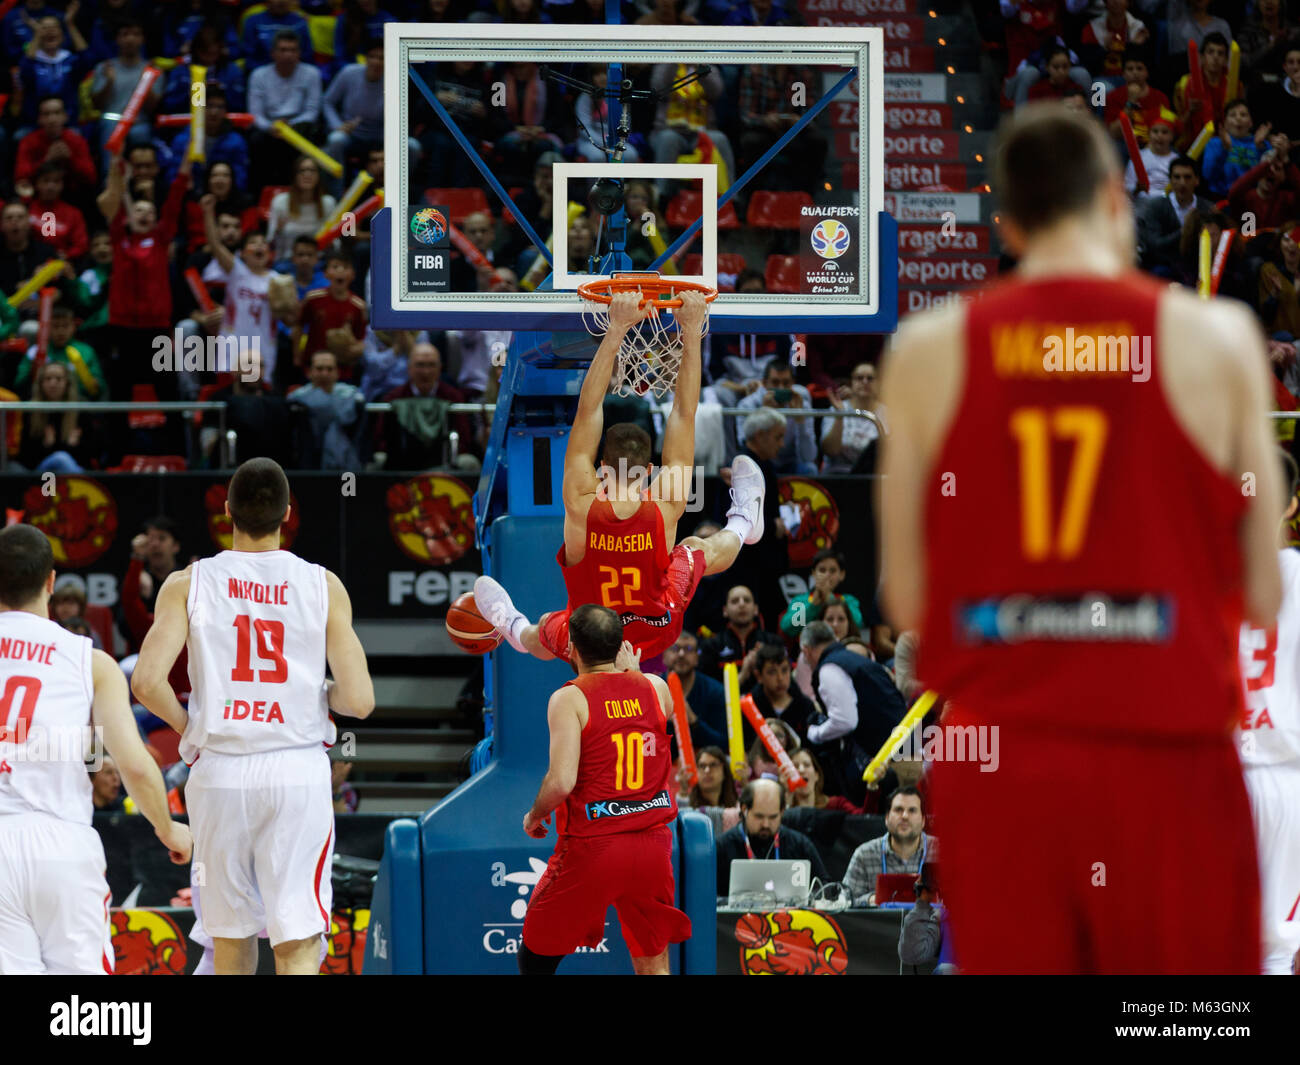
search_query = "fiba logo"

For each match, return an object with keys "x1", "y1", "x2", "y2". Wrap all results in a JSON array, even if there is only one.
[
  {"x1": 410, "y1": 207, "x2": 448, "y2": 245},
  {"x1": 810, "y1": 219, "x2": 851, "y2": 260}
]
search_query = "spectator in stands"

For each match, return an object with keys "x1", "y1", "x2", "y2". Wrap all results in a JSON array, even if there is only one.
[
  {"x1": 747, "y1": 642, "x2": 816, "y2": 742},
  {"x1": 17, "y1": 362, "x2": 93, "y2": 473},
  {"x1": 1264, "y1": 47, "x2": 1300, "y2": 145},
  {"x1": 76, "y1": 229, "x2": 112, "y2": 357},
  {"x1": 201, "y1": 349, "x2": 294, "y2": 468},
  {"x1": 335, "y1": 0, "x2": 397, "y2": 75},
  {"x1": 496, "y1": 61, "x2": 568, "y2": 185},
  {"x1": 1202, "y1": 101, "x2": 1269, "y2": 200},
  {"x1": 288, "y1": 236, "x2": 328, "y2": 298},
  {"x1": 248, "y1": 31, "x2": 324, "y2": 191},
  {"x1": 576, "y1": 64, "x2": 640, "y2": 164},
  {"x1": 2, "y1": 0, "x2": 60, "y2": 58},
  {"x1": 501, "y1": 150, "x2": 560, "y2": 267},
  {"x1": 1136, "y1": 155, "x2": 1213, "y2": 274},
  {"x1": 417, "y1": 60, "x2": 501, "y2": 189},
  {"x1": 374, "y1": 341, "x2": 473, "y2": 470},
  {"x1": 22, "y1": 162, "x2": 86, "y2": 261},
  {"x1": 781, "y1": 548, "x2": 865, "y2": 641},
  {"x1": 17, "y1": 14, "x2": 88, "y2": 131},
  {"x1": 784, "y1": 748, "x2": 861, "y2": 813},
  {"x1": 822, "y1": 598, "x2": 861, "y2": 646},
  {"x1": 648, "y1": 63, "x2": 734, "y2": 189},
  {"x1": 698, "y1": 584, "x2": 782, "y2": 683},
  {"x1": 685, "y1": 746, "x2": 739, "y2": 809},
  {"x1": 746, "y1": 717, "x2": 799, "y2": 782},
  {"x1": 663, "y1": 630, "x2": 728, "y2": 750},
  {"x1": 360, "y1": 327, "x2": 423, "y2": 400},
  {"x1": 332, "y1": 759, "x2": 358, "y2": 813},
  {"x1": 15, "y1": 300, "x2": 106, "y2": 400},
  {"x1": 122, "y1": 516, "x2": 182, "y2": 642},
  {"x1": 1120, "y1": 117, "x2": 1175, "y2": 200},
  {"x1": 90, "y1": 20, "x2": 160, "y2": 173},
  {"x1": 736, "y1": 64, "x2": 827, "y2": 197},
  {"x1": 325, "y1": 40, "x2": 408, "y2": 195},
  {"x1": 241, "y1": 0, "x2": 313, "y2": 72},
  {"x1": 49, "y1": 577, "x2": 87, "y2": 625},
  {"x1": 799, "y1": 620, "x2": 907, "y2": 806},
  {"x1": 91, "y1": 756, "x2": 125, "y2": 812},
  {"x1": 168, "y1": 89, "x2": 250, "y2": 192},
  {"x1": 268, "y1": 157, "x2": 337, "y2": 266},
  {"x1": 162, "y1": 25, "x2": 246, "y2": 115},
  {"x1": 734, "y1": 359, "x2": 816, "y2": 475},
  {"x1": 1260, "y1": 225, "x2": 1300, "y2": 335},
  {"x1": 449, "y1": 211, "x2": 500, "y2": 293},
  {"x1": 1078, "y1": 0, "x2": 1148, "y2": 83},
  {"x1": 715, "y1": 779, "x2": 826, "y2": 897},
  {"x1": 705, "y1": 272, "x2": 782, "y2": 403},
  {"x1": 15, "y1": 97, "x2": 97, "y2": 204},
  {"x1": 727, "y1": 408, "x2": 789, "y2": 630},
  {"x1": 1241, "y1": 1, "x2": 1300, "y2": 93},
  {"x1": 290, "y1": 350, "x2": 366, "y2": 470},
  {"x1": 1174, "y1": 30, "x2": 1230, "y2": 142},
  {"x1": 1103, "y1": 49, "x2": 1173, "y2": 146},
  {"x1": 181, "y1": 163, "x2": 247, "y2": 255},
  {"x1": 844, "y1": 786, "x2": 938, "y2": 907},
  {"x1": 0, "y1": 198, "x2": 60, "y2": 318},
  {"x1": 120, "y1": 144, "x2": 163, "y2": 210},
  {"x1": 97, "y1": 151, "x2": 190, "y2": 401},
  {"x1": 1005, "y1": 38, "x2": 1092, "y2": 108},
  {"x1": 294, "y1": 250, "x2": 367, "y2": 381},
  {"x1": 1166, "y1": 0, "x2": 1233, "y2": 57},
  {"x1": 1026, "y1": 45, "x2": 1085, "y2": 103},
  {"x1": 82, "y1": 0, "x2": 137, "y2": 66},
  {"x1": 1228, "y1": 144, "x2": 1300, "y2": 232},
  {"x1": 822, "y1": 361, "x2": 883, "y2": 474}
]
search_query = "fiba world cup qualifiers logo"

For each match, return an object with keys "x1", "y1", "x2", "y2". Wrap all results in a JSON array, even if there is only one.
[
  {"x1": 410, "y1": 207, "x2": 448, "y2": 245},
  {"x1": 810, "y1": 219, "x2": 851, "y2": 259}
]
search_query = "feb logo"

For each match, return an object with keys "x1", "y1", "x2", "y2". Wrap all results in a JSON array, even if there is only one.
[
  {"x1": 22, "y1": 476, "x2": 118, "y2": 568},
  {"x1": 321, "y1": 908, "x2": 370, "y2": 975},
  {"x1": 204, "y1": 483, "x2": 300, "y2": 551},
  {"x1": 734, "y1": 910, "x2": 848, "y2": 975},
  {"x1": 387, "y1": 475, "x2": 474, "y2": 566},
  {"x1": 111, "y1": 909, "x2": 188, "y2": 975},
  {"x1": 411, "y1": 207, "x2": 448, "y2": 245},
  {"x1": 810, "y1": 219, "x2": 851, "y2": 260},
  {"x1": 779, "y1": 477, "x2": 840, "y2": 568}
]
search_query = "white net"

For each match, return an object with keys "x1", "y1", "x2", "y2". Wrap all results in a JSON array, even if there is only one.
[{"x1": 579, "y1": 281, "x2": 711, "y2": 400}]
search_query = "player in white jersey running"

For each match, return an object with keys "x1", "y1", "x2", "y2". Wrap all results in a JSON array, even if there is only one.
[
  {"x1": 0, "y1": 525, "x2": 191, "y2": 974},
  {"x1": 132, "y1": 457, "x2": 374, "y2": 975},
  {"x1": 1238, "y1": 450, "x2": 1300, "y2": 976}
]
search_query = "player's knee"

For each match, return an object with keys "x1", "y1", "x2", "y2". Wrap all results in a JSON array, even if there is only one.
[{"x1": 518, "y1": 943, "x2": 564, "y2": 975}]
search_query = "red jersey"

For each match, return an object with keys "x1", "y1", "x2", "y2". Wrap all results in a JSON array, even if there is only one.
[
  {"x1": 557, "y1": 671, "x2": 677, "y2": 838},
  {"x1": 559, "y1": 495, "x2": 678, "y2": 653},
  {"x1": 919, "y1": 274, "x2": 1246, "y2": 737},
  {"x1": 297, "y1": 287, "x2": 367, "y2": 377}
]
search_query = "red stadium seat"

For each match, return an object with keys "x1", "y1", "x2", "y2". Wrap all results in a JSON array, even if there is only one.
[
  {"x1": 82, "y1": 604, "x2": 117, "y2": 656},
  {"x1": 255, "y1": 185, "x2": 289, "y2": 224},
  {"x1": 424, "y1": 187, "x2": 491, "y2": 223},
  {"x1": 503, "y1": 187, "x2": 523, "y2": 226},
  {"x1": 682, "y1": 252, "x2": 746, "y2": 291},
  {"x1": 111, "y1": 455, "x2": 188, "y2": 473},
  {"x1": 127, "y1": 385, "x2": 166, "y2": 430},
  {"x1": 747, "y1": 190, "x2": 814, "y2": 229},
  {"x1": 764, "y1": 254, "x2": 801, "y2": 294},
  {"x1": 665, "y1": 191, "x2": 740, "y2": 230}
]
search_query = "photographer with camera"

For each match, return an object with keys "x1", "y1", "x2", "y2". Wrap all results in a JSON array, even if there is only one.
[{"x1": 733, "y1": 358, "x2": 817, "y2": 475}]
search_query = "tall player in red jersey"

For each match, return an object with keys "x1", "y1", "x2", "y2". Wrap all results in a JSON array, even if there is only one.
[
  {"x1": 881, "y1": 104, "x2": 1285, "y2": 974},
  {"x1": 475, "y1": 289, "x2": 766, "y2": 665},
  {"x1": 518, "y1": 604, "x2": 691, "y2": 975}
]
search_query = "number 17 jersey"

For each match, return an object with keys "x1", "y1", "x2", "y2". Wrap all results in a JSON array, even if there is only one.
[{"x1": 182, "y1": 549, "x2": 333, "y2": 764}]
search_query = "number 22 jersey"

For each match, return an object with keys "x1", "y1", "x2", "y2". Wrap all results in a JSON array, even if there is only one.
[{"x1": 182, "y1": 550, "x2": 333, "y2": 764}]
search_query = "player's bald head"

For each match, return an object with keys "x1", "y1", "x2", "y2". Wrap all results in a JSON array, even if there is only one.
[{"x1": 993, "y1": 103, "x2": 1119, "y2": 234}]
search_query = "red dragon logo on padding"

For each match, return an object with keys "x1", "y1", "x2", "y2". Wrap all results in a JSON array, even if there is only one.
[{"x1": 734, "y1": 910, "x2": 848, "y2": 975}]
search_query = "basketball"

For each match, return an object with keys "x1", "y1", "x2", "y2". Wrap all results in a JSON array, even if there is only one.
[{"x1": 445, "y1": 592, "x2": 502, "y2": 655}]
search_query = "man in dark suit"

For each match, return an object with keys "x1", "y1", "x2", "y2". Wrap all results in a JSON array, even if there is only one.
[
  {"x1": 374, "y1": 341, "x2": 473, "y2": 470},
  {"x1": 1136, "y1": 155, "x2": 1215, "y2": 275}
]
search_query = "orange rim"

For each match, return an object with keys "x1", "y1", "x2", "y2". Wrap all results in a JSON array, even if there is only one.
[{"x1": 577, "y1": 275, "x2": 719, "y2": 309}]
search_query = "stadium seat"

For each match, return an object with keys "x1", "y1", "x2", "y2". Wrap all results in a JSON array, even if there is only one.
[
  {"x1": 82, "y1": 604, "x2": 118, "y2": 657},
  {"x1": 127, "y1": 385, "x2": 166, "y2": 430},
  {"x1": 664, "y1": 190, "x2": 740, "y2": 230},
  {"x1": 193, "y1": 376, "x2": 235, "y2": 427},
  {"x1": 764, "y1": 254, "x2": 801, "y2": 294},
  {"x1": 110, "y1": 455, "x2": 188, "y2": 473},
  {"x1": 747, "y1": 190, "x2": 814, "y2": 229},
  {"x1": 683, "y1": 252, "x2": 746, "y2": 291},
  {"x1": 256, "y1": 185, "x2": 289, "y2": 224},
  {"x1": 424, "y1": 187, "x2": 491, "y2": 223}
]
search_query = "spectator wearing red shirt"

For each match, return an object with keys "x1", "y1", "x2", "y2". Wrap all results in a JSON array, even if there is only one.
[
  {"x1": 1104, "y1": 50, "x2": 1173, "y2": 145},
  {"x1": 95, "y1": 150, "x2": 190, "y2": 401},
  {"x1": 1228, "y1": 146, "x2": 1300, "y2": 231},
  {"x1": 15, "y1": 96, "x2": 97, "y2": 200},
  {"x1": 1174, "y1": 30, "x2": 1230, "y2": 147},
  {"x1": 293, "y1": 251, "x2": 367, "y2": 381},
  {"x1": 1078, "y1": 0, "x2": 1149, "y2": 82},
  {"x1": 1025, "y1": 46, "x2": 1080, "y2": 103},
  {"x1": 25, "y1": 162, "x2": 87, "y2": 260},
  {"x1": 121, "y1": 518, "x2": 189, "y2": 696}
]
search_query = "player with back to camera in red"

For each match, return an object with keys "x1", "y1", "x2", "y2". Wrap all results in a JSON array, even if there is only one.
[
  {"x1": 475, "y1": 288, "x2": 766, "y2": 666},
  {"x1": 518, "y1": 604, "x2": 690, "y2": 975},
  {"x1": 881, "y1": 103, "x2": 1284, "y2": 974}
]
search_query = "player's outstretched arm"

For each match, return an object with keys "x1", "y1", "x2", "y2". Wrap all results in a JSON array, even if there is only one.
[
  {"x1": 563, "y1": 291, "x2": 649, "y2": 508},
  {"x1": 659, "y1": 291, "x2": 707, "y2": 521},
  {"x1": 325, "y1": 570, "x2": 376, "y2": 718},
  {"x1": 131, "y1": 569, "x2": 192, "y2": 735},
  {"x1": 94, "y1": 650, "x2": 192, "y2": 864},
  {"x1": 523, "y1": 687, "x2": 583, "y2": 836}
]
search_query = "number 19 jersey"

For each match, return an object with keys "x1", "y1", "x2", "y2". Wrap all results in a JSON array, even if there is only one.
[{"x1": 182, "y1": 550, "x2": 333, "y2": 764}]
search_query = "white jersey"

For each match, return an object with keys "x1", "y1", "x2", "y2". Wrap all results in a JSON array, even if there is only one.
[
  {"x1": 1238, "y1": 549, "x2": 1300, "y2": 767},
  {"x1": 0, "y1": 612, "x2": 95, "y2": 826},
  {"x1": 182, "y1": 550, "x2": 333, "y2": 763},
  {"x1": 222, "y1": 256, "x2": 281, "y2": 381}
]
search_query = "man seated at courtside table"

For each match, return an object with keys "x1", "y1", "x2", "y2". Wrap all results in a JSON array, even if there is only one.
[
  {"x1": 844, "y1": 786, "x2": 938, "y2": 907},
  {"x1": 715, "y1": 778, "x2": 827, "y2": 898}
]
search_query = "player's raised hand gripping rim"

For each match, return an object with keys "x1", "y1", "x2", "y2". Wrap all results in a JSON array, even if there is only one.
[
  {"x1": 608, "y1": 289, "x2": 652, "y2": 334},
  {"x1": 674, "y1": 289, "x2": 707, "y2": 337}
]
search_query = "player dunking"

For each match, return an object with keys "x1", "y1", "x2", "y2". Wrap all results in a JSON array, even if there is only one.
[
  {"x1": 519, "y1": 604, "x2": 690, "y2": 975},
  {"x1": 0, "y1": 525, "x2": 191, "y2": 974},
  {"x1": 476, "y1": 289, "x2": 765, "y2": 665},
  {"x1": 1238, "y1": 450, "x2": 1300, "y2": 976},
  {"x1": 881, "y1": 104, "x2": 1284, "y2": 974},
  {"x1": 132, "y1": 458, "x2": 375, "y2": 975}
]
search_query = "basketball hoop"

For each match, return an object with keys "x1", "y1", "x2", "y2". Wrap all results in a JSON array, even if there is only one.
[{"x1": 578, "y1": 272, "x2": 718, "y2": 399}]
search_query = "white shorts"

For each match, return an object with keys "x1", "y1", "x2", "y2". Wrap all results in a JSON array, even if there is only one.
[
  {"x1": 0, "y1": 812, "x2": 112, "y2": 974},
  {"x1": 1245, "y1": 762, "x2": 1300, "y2": 975},
  {"x1": 186, "y1": 745, "x2": 334, "y2": 948}
]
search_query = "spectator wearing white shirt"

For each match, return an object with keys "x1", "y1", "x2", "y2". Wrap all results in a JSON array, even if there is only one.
[
  {"x1": 1124, "y1": 118, "x2": 1176, "y2": 199},
  {"x1": 822, "y1": 361, "x2": 886, "y2": 474},
  {"x1": 247, "y1": 30, "x2": 323, "y2": 191}
]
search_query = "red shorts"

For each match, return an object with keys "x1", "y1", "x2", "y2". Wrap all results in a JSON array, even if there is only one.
[
  {"x1": 537, "y1": 545, "x2": 705, "y2": 661},
  {"x1": 522, "y1": 823, "x2": 692, "y2": 958},
  {"x1": 930, "y1": 714, "x2": 1260, "y2": 974}
]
